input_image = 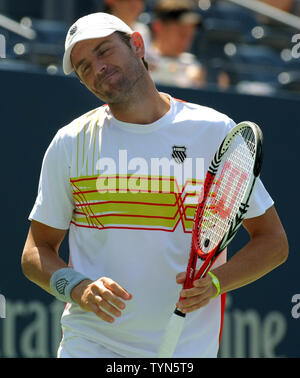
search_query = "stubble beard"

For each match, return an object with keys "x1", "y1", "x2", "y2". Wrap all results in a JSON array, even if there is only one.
[{"x1": 93, "y1": 59, "x2": 145, "y2": 106}]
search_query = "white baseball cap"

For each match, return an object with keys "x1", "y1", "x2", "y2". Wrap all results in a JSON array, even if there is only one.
[{"x1": 63, "y1": 12, "x2": 133, "y2": 75}]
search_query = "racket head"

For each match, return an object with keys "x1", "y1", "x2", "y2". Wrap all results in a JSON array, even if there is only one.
[{"x1": 187, "y1": 122, "x2": 263, "y2": 284}]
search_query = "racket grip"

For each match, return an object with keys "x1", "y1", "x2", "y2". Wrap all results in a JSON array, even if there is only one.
[{"x1": 157, "y1": 309, "x2": 186, "y2": 358}]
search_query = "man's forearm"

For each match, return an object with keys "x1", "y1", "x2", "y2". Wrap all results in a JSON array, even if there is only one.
[
  {"x1": 22, "y1": 221, "x2": 68, "y2": 295},
  {"x1": 211, "y1": 232, "x2": 288, "y2": 295},
  {"x1": 21, "y1": 244, "x2": 68, "y2": 295}
]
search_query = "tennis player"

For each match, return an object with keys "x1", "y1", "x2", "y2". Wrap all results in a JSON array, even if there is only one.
[{"x1": 21, "y1": 12, "x2": 288, "y2": 358}]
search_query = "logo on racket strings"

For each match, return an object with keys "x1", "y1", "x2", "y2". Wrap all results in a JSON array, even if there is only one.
[
  {"x1": 212, "y1": 162, "x2": 248, "y2": 219},
  {"x1": 201, "y1": 162, "x2": 249, "y2": 231}
]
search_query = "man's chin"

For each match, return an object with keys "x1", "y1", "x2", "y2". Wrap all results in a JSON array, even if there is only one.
[{"x1": 92, "y1": 90, "x2": 123, "y2": 105}]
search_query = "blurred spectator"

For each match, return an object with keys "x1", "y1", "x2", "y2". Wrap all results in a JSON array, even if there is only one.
[
  {"x1": 147, "y1": 0, "x2": 230, "y2": 90},
  {"x1": 147, "y1": 0, "x2": 207, "y2": 88},
  {"x1": 102, "y1": 0, "x2": 152, "y2": 51}
]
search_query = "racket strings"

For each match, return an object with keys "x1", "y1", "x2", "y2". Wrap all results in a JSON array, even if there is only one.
[{"x1": 198, "y1": 128, "x2": 256, "y2": 254}]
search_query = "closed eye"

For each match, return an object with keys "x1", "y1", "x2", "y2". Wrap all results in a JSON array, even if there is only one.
[
  {"x1": 93, "y1": 40, "x2": 112, "y2": 56},
  {"x1": 97, "y1": 47, "x2": 111, "y2": 57},
  {"x1": 81, "y1": 63, "x2": 91, "y2": 76}
]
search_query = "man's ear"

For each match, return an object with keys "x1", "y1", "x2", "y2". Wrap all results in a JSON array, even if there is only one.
[{"x1": 131, "y1": 32, "x2": 145, "y2": 58}]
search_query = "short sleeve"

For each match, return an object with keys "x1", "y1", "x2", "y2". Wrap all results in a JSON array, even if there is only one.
[
  {"x1": 29, "y1": 130, "x2": 74, "y2": 230},
  {"x1": 244, "y1": 178, "x2": 274, "y2": 219}
]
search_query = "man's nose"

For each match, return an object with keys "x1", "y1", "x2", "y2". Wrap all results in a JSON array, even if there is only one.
[{"x1": 92, "y1": 57, "x2": 107, "y2": 77}]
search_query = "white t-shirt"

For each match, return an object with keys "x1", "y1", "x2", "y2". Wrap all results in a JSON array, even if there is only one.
[{"x1": 29, "y1": 94, "x2": 273, "y2": 357}]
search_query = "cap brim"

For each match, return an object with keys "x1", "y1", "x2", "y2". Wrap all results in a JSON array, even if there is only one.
[{"x1": 63, "y1": 28, "x2": 118, "y2": 75}]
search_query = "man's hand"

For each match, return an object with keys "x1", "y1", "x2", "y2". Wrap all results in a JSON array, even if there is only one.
[
  {"x1": 175, "y1": 272, "x2": 218, "y2": 314},
  {"x1": 71, "y1": 277, "x2": 132, "y2": 323},
  {"x1": 174, "y1": 207, "x2": 288, "y2": 315}
]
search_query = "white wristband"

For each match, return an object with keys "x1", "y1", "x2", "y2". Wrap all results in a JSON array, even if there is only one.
[{"x1": 50, "y1": 268, "x2": 89, "y2": 304}]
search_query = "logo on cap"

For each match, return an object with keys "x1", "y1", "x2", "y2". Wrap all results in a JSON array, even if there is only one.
[{"x1": 69, "y1": 25, "x2": 77, "y2": 36}]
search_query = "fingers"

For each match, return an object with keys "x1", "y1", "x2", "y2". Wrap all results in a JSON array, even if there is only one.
[
  {"x1": 89, "y1": 301, "x2": 116, "y2": 324},
  {"x1": 176, "y1": 274, "x2": 217, "y2": 314},
  {"x1": 93, "y1": 278, "x2": 131, "y2": 309},
  {"x1": 101, "y1": 277, "x2": 132, "y2": 301},
  {"x1": 176, "y1": 296, "x2": 210, "y2": 314},
  {"x1": 176, "y1": 272, "x2": 186, "y2": 284},
  {"x1": 79, "y1": 277, "x2": 132, "y2": 323},
  {"x1": 180, "y1": 275, "x2": 211, "y2": 298}
]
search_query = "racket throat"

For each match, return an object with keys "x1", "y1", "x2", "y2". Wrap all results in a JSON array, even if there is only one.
[{"x1": 194, "y1": 254, "x2": 214, "y2": 281}]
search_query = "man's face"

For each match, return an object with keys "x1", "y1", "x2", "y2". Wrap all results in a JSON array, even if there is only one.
[{"x1": 71, "y1": 32, "x2": 143, "y2": 103}]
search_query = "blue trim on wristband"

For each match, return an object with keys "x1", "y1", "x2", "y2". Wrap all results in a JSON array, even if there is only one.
[{"x1": 50, "y1": 268, "x2": 89, "y2": 304}]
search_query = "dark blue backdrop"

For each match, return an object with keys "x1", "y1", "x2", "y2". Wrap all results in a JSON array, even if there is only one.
[{"x1": 0, "y1": 69, "x2": 299, "y2": 357}]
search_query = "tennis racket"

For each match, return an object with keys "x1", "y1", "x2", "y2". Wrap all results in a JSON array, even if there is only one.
[{"x1": 157, "y1": 121, "x2": 263, "y2": 357}]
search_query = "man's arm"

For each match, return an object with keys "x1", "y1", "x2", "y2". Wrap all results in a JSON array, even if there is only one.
[
  {"x1": 21, "y1": 220, "x2": 68, "y2": 294},
  {"x1": 176, "y1": 205, "x2": 289, "y2": 313},
  {"x1": 21, "y1": 220, "x2": 132, "y2": 323},
  {"x1": 212, "y1": 205, "x2": 289, "y2": 293}
]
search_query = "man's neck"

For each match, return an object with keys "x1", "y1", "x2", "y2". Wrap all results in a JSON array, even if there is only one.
[{"x1": 108, "y1": 79, "x2": 171, "y2": 125}]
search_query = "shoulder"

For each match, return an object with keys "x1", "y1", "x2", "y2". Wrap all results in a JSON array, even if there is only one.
[
  {"x1": 45, "y1": 105, "x2": 107, "y2": 160},
  {"x1": 56, "y1": 105, "x2": 106, "y2": 140},
  {"x1": 171, "y1": 96, "x2": 235, "y2": 130}
]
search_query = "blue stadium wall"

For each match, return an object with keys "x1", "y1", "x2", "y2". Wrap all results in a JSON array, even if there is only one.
[{"x1": 0, "y1": 69, "x2": 299, "y2": 358}]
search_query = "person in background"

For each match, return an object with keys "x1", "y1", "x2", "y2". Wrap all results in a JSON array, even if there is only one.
[
  {"x1": 147, "y1": 0, "x2": 207, "y2": 89},
  {"x1": 102, "y1": 0, "x2": 152, "y2": 51}
]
